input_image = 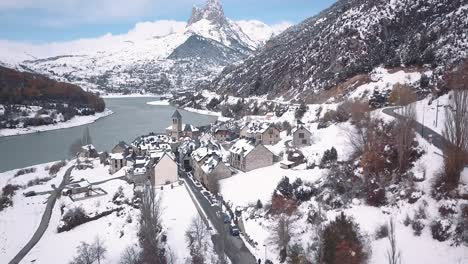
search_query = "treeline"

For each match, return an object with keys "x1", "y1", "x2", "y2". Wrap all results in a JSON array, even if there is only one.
[{"x1": 0, "y1": 66, "x2": 105, "y2": 112}]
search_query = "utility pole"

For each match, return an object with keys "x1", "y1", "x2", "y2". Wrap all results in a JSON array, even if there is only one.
[
  {"x1": 435, "y1": 100, "x2": 443, "y2": 128},
  {"x1": 421, "y1": 104, "x2": 425, "y2": 138}
]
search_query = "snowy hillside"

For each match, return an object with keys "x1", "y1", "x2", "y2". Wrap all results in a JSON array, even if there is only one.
[
  {"x1": 212, "y1": 0, "x2": 468, "y2": 101},
  {"x1": 0, "y1": 0, "x2": 290, "y2": 93}
]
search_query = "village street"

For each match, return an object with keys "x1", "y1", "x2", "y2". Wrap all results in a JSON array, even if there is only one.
[{"x1": 181, "y1": 170, "x2": 257, "y2": 264}]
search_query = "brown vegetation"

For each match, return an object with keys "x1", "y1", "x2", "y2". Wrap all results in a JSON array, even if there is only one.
[{"x1": 0, "y1": 66, "x2": 105, "y2": 111}]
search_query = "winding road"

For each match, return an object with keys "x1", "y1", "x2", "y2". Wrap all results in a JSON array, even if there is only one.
[
  {"x1": 9, "y1": 166, "x2": 74, "y2": 264},
  {"x1": 382, "y1": 107, "x2": 452, "y2": 151}
]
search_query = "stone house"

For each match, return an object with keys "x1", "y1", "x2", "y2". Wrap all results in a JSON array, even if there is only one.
[
  {"x1": 214, "y1": 125, "x2": 230, "y2": 142},
  {"x1": 178, "y1": 139, "x2": 199, "y2": 171},
  {"x1": 200, "y1": 155, "x2": 231, "y2": 192},
  {"x1": 109, "y1": 153, "x2": 127, "y2": 174},
  {"x1": 151, "y1": 153, "x2": 178, "y2": 186},
  {"x1": 292, "y1": 125, "x2": 312, "y2": 147},
  {"x1": 112, "y1": 141, "x2": 130, "y2": 155},
  {"x1": 190, "y1": 142, "x2": 222, "y2": 182},
  {"x1": 229, "y1": 139, "x2": 274, "y2": 172},
  {"x1": 166, "y1": 110, "x2": 200, "y2": 140},
  {"x1": 240, "y1": 122, "x2": 281, "y2": 145},
  {"x1": 183, "y1": 124, "x2": 201, "y2": 139}
]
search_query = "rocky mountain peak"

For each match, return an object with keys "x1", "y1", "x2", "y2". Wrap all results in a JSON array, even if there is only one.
[{"x1": 188, "y1": 0, "x2": 226, "y2": 26}]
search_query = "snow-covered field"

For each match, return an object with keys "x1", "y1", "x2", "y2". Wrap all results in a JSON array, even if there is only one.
[
  {"x1": 0, "y1": 161, "x2": 73, "y2": 262},
  {"x1": 0, "y1": 109, "x2": 113, "y2": 137},
  {"x1": 219, "y1": 102, "x2": 468, "y2": 264},
  {"x1": 0, "y1": 156, "x2": 206, "y2": 264},
  {"x1": 160, "y1": 184, "x2": 201, "y2": 262}
]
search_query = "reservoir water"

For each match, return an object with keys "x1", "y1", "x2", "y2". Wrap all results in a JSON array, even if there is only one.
[{"x1": 0, "y1": 97, "x2": 217, "y2": 173}]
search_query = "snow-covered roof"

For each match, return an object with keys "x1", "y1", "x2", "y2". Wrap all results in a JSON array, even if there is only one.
[
  {"x1": 292, "y1": 125, "x2": 311, "y2": 135},
  {"x1": 132, "y1": 134, "x2": 175, "y2": 151},
  {"x1": 178, "y1": 138, "x2": 199, "y2": 156},
  {"x1": 242, "y1": 122, "x2": 275, "y2": 134},
  {"x1": 229, "y1": 139, "x2": 256, "y2": 157},
  {"x1": 201, "y1": 155, "x2": 221, "y2": 174},
  {"x1": 184, "y1": 124, "x2": 200, "y2": 132},
  {"x1": 81, "y1": 144, "x2": 96, "y2": 151},
  {"x1": 166, "y1": 123, "x2": 199, "y2": 132},
  {"x1": 110, "y1": 153, "x2": 124, "y2": 160},
  {"x1": 65, "y1": 180, "x2": 91, "y2": 189},
  {"x1": 215, "y1": 125, "x2": 228, "y2": 132},
  {"x1": 191, "y1": 140, "x2": 222, "y2": 162}
]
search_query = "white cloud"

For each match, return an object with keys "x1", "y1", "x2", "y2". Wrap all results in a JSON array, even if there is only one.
[
  {"x1": 236, "y1": 20, "x2": 292, "y2": 43},
  {"x1": 0, "y1": 20, "x2": 187, "y2": 64}
]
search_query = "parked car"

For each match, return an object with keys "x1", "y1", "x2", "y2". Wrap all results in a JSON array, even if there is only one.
[
  {"x1": 210, "y1": 197, "x2": 218, "y2": 206},
  {"x1": 23, "y1": 191, "x2": 36, "y2": 197},
  {"x1": 223, "y1": 213, "x2": 231, "y2": 224},
  {"x1": 229, "y1": 224, "x2": 240, "y2": 236}
]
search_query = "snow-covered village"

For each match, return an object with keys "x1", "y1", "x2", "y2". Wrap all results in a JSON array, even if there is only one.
[{"x1": 1, "y1": 0, "x2": 468, "y2": 264}]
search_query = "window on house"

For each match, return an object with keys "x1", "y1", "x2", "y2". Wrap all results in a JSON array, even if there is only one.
[
  {"x1": 299, "y1": 133, "x2": 304, "y2": 139},
  {"x1": 302, "y1": 139, "x2": 307, "y2": 144}
]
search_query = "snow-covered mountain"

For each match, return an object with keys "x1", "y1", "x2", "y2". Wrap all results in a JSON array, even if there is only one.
[
  {"x1": 1, "y1": 0, "x2": 290, "y2": 93},
  {"x1": 211, "y1": 0, "x2": 468, "y2": 101}
]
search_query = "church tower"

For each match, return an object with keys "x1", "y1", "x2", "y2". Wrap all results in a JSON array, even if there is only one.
[{"x1": 171, "y1": 110, "x2": 182, "y2": 138}]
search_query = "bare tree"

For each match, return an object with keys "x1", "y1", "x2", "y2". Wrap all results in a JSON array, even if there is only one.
[
  {"x1": 166, "y1": 246, "x2": 178, "y2": 264},
  {"x1": 70, "y1": 242, "x2": 97, "y2": 264},
  {"x1": 120, "y1": 246, "x2": 141, "y2": 264},
  {"x1": 389, "y1": 83, "x2": 417, "y2": 106},
  {"x1": 271, "y1": 214, "x2": 292, "y2": 262},
  {"x1": 92, "y1": 236, "x2": 107, "y2": 264},
  {"x1": 386, "y1": 218, "x2": 401, "y2": 264},
  {"x1": 186, "y1": 215, "x2": 209, "y2": 263},
  {"x1": 442, "y1": 87, "x2": 468, "y2": 188},
  {"x1": 138, "y1": 184, "x2": 165, "y2": 264},
  {"x1": 395, "y1": 102, "x2": 417, "y2": 174}
]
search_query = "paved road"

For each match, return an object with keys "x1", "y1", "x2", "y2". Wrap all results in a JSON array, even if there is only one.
[
  {"x1": 9, "y1": 166, "x2": 74, "y2": 264},
  {"x1": 382, "y1": 107, "x2": 452, "y2": 151},
  {"x1": 182, "y1": 171, "x2": 257, "y2": 264}
]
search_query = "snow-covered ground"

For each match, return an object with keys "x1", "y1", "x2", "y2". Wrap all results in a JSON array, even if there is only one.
[
  {"x1": 184, "y1": 107, "x2": 231, "y2": 122},
  {"x1": 160, "y1": 184, "x2": 202, "y2": 263},
  {"x1": 411, "y1": 93, "x2": 450, "y2": 135},
  {"x1": 147, "y1": 100, "x2": 171, "y2": 106},
  {"x1": 219, "y1": 101, "x2": 468, "y2": 264},
  {"x1": 23, "y1": 178, "x2": 138, "y2": 264},
  {"x1": 0, "y1": 109, "x2": 113, "y2": 137},
  {"x1": 101, "y1": 93, "x2": 160, "y2": 99},
  {"x1": 0, "y1": 161, "x2": 73, "y2": 262},
  {"x1": 0, "y1": 156, "x2": 208, "y2": 264}
]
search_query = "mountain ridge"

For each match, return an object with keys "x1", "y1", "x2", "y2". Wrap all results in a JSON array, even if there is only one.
[
  {"x1": 0, "y1": 0, "x2": 290, "y2": 93},
  {"x1": 211, "y1": 0, "x2": 468, "y2": 102}
]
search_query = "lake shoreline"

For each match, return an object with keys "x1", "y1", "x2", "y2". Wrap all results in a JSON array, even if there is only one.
[{"x1": 0, "y1": 109, "x2": 114, "y2": 138}]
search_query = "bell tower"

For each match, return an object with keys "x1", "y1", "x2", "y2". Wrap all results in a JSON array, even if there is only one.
[{"x1": 171, "y1": 110, "x2": 182, "y2": 136}]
